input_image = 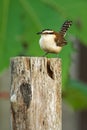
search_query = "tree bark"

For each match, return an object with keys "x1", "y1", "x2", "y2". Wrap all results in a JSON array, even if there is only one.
[{"x1": 10, "y1": 57, "x2": 62, "y2": 130}]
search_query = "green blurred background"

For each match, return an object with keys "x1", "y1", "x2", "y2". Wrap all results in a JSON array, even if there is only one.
[{"x1": 0, "y1": 0, "x2": 87, "y2": 130}]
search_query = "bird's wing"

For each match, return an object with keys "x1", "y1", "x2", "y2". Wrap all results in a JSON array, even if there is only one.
[{"x1": 55, "y1": 35, "x2": 67, "y2": 46}]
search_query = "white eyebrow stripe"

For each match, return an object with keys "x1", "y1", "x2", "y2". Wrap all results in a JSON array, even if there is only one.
[{"x1": 42, "y1": 30, "x2": 54, "y2": 34}]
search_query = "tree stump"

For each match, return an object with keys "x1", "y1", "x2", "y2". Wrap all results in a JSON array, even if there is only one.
[{"x1": 10, "y1": 57, "x2": 62, "y2": 130}]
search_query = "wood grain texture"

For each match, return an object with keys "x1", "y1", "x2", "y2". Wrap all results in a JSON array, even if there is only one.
[{"x1": 10, "y1": 57, "x2": 62, "y2": 130}]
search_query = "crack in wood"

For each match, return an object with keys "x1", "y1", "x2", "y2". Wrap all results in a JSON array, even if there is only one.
[{"x1": 20, "y1": 82, "x2": 32, "y2": 108}]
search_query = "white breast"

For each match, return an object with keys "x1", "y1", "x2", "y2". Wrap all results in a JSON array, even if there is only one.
[{"x1": 39, "y1": 34, "x2": 62, "y2": 54}]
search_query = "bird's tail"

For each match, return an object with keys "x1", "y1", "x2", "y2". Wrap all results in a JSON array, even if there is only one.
[{"x1": 60, "y1": 20, "x2": 72, "y2": 36}]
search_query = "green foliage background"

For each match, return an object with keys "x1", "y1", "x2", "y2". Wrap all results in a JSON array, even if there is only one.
[{"x1": 0, "y1": 0, "x2": 87, "y2": 110}]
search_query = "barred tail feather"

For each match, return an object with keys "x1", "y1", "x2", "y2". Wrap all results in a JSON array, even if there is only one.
[{"x1": 60, "y1": 20, "x2": 72, "y2": 36}]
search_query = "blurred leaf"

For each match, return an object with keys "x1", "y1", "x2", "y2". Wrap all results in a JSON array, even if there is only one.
[
  {"x1": 0, "y1": 0, "x2": 23, "y2": 71},
  {"x1": 57, "y1": 0, "x2": 87, "y2": 45},
  {"x1": 64, "y1": 79, "x2": 87, "y2": 110}
]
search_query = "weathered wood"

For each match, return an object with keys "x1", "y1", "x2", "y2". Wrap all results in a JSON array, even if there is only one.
[{"x1": 10, "y1": 57, "x2": 62, "y2": 130}]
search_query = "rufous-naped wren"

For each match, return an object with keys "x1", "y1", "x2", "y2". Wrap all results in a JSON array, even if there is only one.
[{"x1": 37, "y1": 20, "x2": 72, "y2": 56}]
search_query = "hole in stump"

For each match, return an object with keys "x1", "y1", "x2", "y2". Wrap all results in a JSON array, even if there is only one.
[{"x1": 47, "y1": 60, "x2": 54, "y2": 79}]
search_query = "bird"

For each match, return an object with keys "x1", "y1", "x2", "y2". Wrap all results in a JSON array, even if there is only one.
[{"x1": 37, "y1": 20, "x2": 72, "y2": 56}]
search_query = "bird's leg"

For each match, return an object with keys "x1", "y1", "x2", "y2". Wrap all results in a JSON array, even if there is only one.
[{"x1": 42, "y1": 52, "x2": 49, "y2": 57}]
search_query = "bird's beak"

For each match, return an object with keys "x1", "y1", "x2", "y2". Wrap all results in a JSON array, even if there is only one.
[{"x1": 37, "y1": 32, "x2": 42, "y2": 35}]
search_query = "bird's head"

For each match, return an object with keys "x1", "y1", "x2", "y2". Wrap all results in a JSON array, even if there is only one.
[{"x1": 37, "y1": 29, "x2": 55, "y2": 35}]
